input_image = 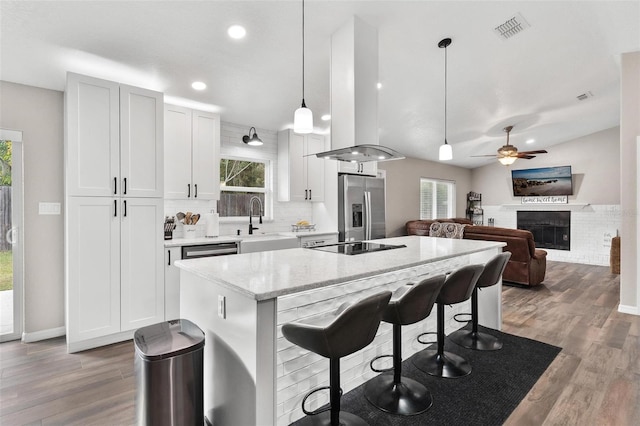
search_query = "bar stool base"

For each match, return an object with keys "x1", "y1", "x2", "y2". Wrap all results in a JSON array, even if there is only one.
[
  {"x1": 364, "y1": 373, "x2": 433, "y2": 416},
  {"x1": 449, "y1": 329, "x2": 503, "y2": 351},
  {"x1": 413, "y1": 350, "x2": 471, "y2": 378},
  {"x1": 294, "y1": 411, "x2": 367, "y2": 426}
]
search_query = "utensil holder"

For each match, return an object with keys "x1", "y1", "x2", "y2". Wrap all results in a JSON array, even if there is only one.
[{"x1": 183, "y1": 225, "x2": 197, "y2": 239}]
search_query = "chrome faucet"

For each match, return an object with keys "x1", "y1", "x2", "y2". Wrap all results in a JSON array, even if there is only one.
[{"x1": 248, "y1": 196, "x2": 263, "y2": 235}]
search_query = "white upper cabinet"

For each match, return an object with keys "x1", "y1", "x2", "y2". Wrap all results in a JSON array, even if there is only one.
[
  {"x1": 338, "y1": 160, "x2": 378, "y2": 176},
  {"x1": 66, "y1": 73, "x2": 163, "y2": 197},
  {"x1": 278, "y1": 130, "x2": 326, "y2": 202},
  {"x1": 164, "y1": 105, "x2": 220, "y2": 200}
]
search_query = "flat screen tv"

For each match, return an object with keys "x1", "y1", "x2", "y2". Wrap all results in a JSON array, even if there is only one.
[{"x1": 511, "y1": 165, "x2": 573, "y2": 196}]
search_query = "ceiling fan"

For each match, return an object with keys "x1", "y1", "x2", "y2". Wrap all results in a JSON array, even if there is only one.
[{"x1": 473, "y1": 125, "x2": 548, "y2": 165}]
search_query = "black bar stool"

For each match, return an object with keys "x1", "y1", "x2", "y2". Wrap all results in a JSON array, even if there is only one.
[
  {"x1": 449, "y1": 252, "x2": 511, "y2": 351},
  {"x1": 364, "y1": 274, "x2": 446, "y2": 416},
  {"x1": 282, "y1": 291, "x2": 392, "y2": 426},
  {"x1": 412, "y1": 264, "x2": 484, "y2": 378}
]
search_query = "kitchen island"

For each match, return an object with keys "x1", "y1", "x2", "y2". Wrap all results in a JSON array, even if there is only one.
[{"x1": 176, "y1": 236, "x2": 505, "y2": 426}]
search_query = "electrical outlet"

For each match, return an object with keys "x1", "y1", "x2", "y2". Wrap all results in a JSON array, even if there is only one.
[{"x1": 218, "y1": 295, "x2": 226, "y2": 319}]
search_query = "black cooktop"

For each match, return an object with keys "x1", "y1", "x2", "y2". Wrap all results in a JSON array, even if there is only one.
[{"x1": 307, "y1": 241, "x2": 406, "y2": 255}]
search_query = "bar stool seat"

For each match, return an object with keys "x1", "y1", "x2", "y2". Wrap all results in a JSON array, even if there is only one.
[
  {"x1": 364, "y1": 275, "x2": 446, "y2": 416},
  {"x1": 282, "y1": 291, "x2": 392, "y2": 426},
  {"x1": 449, "y1": 252, "x2": 511, "y2": 351},
  {"x1": 413, "y1": 264, "x2": 484, "y2": 378}
]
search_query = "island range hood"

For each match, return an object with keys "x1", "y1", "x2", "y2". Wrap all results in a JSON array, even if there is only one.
[{"x1": 315, "y1": 16, "x2": 404, "y2": 163}]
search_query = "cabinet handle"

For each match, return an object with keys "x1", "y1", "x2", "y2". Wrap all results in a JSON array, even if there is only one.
[
  {"x1": 114, "y1": 177, "x2": 117, "y2": 195},
  {"x1": 114, "y1": 200, "x2": 117, "y2": 217},
  {"x1": 123, "y1": 200, "x2": 127, "y2": 217},
  {"x1": 305, "y1": 189, "x2": 308, "y2": 200},
  {"x1": 123, "y1": 178, "x2": 127, "y2": 195},
  {"x1": 194, "y1": 184, "x2": 198, "y2": 198},
  {"x1": 309, "y1": 189, "x2": 312, "y2": 200},
  {"x1": 168, "y1": 250, "x2": 171, "y2": 266},
  {"x1": 188, "y1": 183, "x2": 191, "y2": 198}
]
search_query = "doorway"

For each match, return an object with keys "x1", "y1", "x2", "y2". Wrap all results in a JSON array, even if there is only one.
[{"x1": 1, "y1": 129, "x2": 24, "y2": 342}]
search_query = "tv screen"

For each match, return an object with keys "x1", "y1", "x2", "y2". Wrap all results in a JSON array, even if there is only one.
[{"x1": 511, "y1": 165, "x2": 573, "y2": 196}]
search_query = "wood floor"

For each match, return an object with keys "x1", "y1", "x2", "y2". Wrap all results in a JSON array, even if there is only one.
[{"x1": 1, "y1": 261, "x2": 638, "y2": 425}]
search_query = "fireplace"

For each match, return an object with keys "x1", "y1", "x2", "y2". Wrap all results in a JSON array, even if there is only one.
[{"x1": 517, "y1": 211, "x2": 571, "y2": 251}]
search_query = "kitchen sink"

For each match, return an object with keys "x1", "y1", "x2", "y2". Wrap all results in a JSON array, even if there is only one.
[{"x1": 239, "y1": 234, "x2": 299, "y2": 254}]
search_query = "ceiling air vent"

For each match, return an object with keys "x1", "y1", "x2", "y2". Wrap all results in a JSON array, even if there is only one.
[
  {"x1": 494, "y1": 12, "x2": 530, "y2": 40},
  {"x1": 577, "y1": 91, "x2": 594, "y2": 101}
]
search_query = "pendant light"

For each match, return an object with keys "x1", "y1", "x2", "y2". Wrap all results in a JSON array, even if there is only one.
[
  {"x1": 438, "y1": 38, "x2": 453, "y2": 161},
  {"x1": 293, "y1": 0, "x2": 313, "y2": 134}
]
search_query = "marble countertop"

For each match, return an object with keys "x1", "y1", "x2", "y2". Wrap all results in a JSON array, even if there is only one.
[{"x1": 175, "y1": 236, "x2": 505, "y2": 301}]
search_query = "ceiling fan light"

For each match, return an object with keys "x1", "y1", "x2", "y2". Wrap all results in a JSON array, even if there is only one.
[
  {"x1": 498, "y1": 156, "x2": 517, "y2": 166},
  {"x1": 293, "y1": 104, "x2": 313, "y2": 133},
  {"x1": 439, "y1": 142, "x2": 453, "y2": 161}
]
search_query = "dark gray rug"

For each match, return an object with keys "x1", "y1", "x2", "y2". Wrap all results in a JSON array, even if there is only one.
[{"x1": 290, "y1": 325, "x2": 561, "y2": 426}]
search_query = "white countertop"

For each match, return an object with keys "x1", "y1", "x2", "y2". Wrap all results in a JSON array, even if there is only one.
[
  {"x1": 164, "y1": 230, "x2": 338, "y2": 247},
  {"x1": 175, "y1": 236, "x2": 505, "y2": 301}
]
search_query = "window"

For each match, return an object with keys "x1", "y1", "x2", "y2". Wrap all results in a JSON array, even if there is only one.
[
  {"x1": 420, "y1": 178, "x2": 455, "y2": 220},
  {"x1": 219, "y1": 157, "x2": 269, "y2": 218}
]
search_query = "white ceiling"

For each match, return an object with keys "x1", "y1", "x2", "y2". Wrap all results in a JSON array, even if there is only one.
[{"x1": 2, "y1": 1, "x2": 639, "y2": 168}]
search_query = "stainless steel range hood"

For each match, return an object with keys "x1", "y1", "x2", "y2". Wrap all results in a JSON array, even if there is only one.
[
  {"x1": 325, "y1": 16, "x2": 405, "y2": 164},
  {"x1": 314, "y1": 144, "x2": 404, "y2": 162}
]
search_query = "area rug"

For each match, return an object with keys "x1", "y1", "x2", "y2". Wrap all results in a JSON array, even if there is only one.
[{"x1": 291, "y1": 325, "x2": 561, "y2": 426}]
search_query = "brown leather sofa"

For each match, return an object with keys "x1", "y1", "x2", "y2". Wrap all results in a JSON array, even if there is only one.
[{"x1": 406, "y1": 219, "x2": 547, "y2": 287}]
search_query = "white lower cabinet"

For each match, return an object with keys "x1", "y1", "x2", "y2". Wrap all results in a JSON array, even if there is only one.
[{"x1": 66, "y1": 197, "x2": 164, "y2": 352}]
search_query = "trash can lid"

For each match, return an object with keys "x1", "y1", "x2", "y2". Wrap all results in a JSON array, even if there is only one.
[{"x1": 134, "y1": 319, "x2": 205, "y2": 361}]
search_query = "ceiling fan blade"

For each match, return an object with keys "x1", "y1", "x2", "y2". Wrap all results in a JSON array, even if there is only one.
[
  {"x1": 470, "y1": 154, "x2": 499, "y2": 157},
  {"x1": 518, "y1": 150, "x2": 548, "y2": 155},
  {"x1": 516, "y1": 154, "x2": 536, "y2": 159}
]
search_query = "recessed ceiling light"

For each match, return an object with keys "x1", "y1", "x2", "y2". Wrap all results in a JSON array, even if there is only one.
[
  {"x1": 191, "y1": 81, "x2": 207, "y2": 91},
  {"x1": 377, "y1": 82, "x2": 382, "y2": 89},
  {"x1": 228, "y1": 25, "x2": 246, "y2": 39},
  {"x1": 526, "y1": 139, "x2": 535, "y2": 144},
  {"x1": 321, "y1": 114, "x2": 331, "y2": 121}
]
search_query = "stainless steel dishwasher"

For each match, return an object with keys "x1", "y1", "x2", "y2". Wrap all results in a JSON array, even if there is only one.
[{"x1": 181, "y1": 242, "x2": 239, "y2": 259}]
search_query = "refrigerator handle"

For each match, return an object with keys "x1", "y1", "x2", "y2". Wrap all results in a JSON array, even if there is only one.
[{"x1": 365, "y1": 191, "x2": 372, "y2": 240}]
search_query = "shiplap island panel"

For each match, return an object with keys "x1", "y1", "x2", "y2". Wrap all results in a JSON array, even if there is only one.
[{"x1": 176, "y1": 236, "x2": 505, "y2": 426}]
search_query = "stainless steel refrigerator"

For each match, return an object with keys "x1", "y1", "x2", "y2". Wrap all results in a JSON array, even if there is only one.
[{"x1": 338, "y1": 174, "x2": 386, "y2": 241}]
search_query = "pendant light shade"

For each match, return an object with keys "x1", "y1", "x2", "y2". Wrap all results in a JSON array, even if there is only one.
[
  {"x1": 438, "y1": 37, "x2": 452, "y2": 161},
  {"x1": 498, "y1": 156, "x2": 517, "y2": 166},
  {"x1": 293, "y1": 0, "x2": 313, "y2": 134},
  {"x1": 294, "y1": 101, "x2": 314, "y2": 134}
]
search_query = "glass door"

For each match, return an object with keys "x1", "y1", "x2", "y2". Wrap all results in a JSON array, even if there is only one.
[{"x1": 1, "y1": 129, "x2": 24, "y2": 342}]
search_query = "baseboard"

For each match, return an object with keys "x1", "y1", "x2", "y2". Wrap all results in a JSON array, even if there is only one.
[
  {"x1": 66, "y1": 330, "x2": 135, "y2": 353},
  {"x1": 618, "y1": 304, "x2": 640, "y2": 316},
  {"x1": 22, "y1": 326, "x2": 66, "y2": 343}
]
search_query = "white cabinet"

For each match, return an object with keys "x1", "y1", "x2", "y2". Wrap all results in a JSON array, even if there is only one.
[
  {"x1": 66, "y1": 197, "x2": 164, "y2": 347},
  {"x1": 164, "y1": 105, "x2": 220, "y2": 200},
  {"x1": 278, "y1": 130, "x2": 326, "y2": 202},
  {"x1": 338, "y1": 160, "x2": 378, "y2": 176},
  {"x1": 164, "y1": 247, "x2": 181, "y2": 321},
  {"x1": 66, "y1": 73, "x2": 163, "y2": 198},
  {"x1": 65, "y1": 72, "x2": 164, "y2": 352}
]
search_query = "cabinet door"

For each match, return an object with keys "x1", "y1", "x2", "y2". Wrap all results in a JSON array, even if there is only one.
[
  {"x1": 65, "y1": 73, "x2": 120, "y2": 197},
  {"x1": 191, "y1": 111, "x2": 220, "y2": 200},
  {"x1": 164, "y1": 105, "x2": 192, "y2": 199},
  {"x1": 164, "y1": 247, "x2": 181, "y2": 321},
  {"x1": 120, "y1": 85, "x2": 164, "y2": 198},
  {"x1": 305, "y1": 134, "x2": 325, "y2": 202},
  {"x1": 120, "y1": 198, "x2": 164, "y2": 331},
  {"x1": 338, "y1": 160, "x2": 377, "y2": 176},
  {"x1": 66, "y1": 197, "x2": 121, "y2": 342}
]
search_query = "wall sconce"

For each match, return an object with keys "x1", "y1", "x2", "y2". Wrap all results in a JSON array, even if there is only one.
[{"x1": 242, "y1": 127, "x2": 263, "y2": 146}]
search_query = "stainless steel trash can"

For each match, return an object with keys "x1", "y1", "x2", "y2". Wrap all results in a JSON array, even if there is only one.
[{"x1": 134, "y1": 319, "x2": 205, "y2": 426}]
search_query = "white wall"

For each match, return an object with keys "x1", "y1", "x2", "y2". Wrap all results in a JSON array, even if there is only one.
[
  {"x1": 470, "y1": 126, "x2": 621, "y2": 266},
  {"x1": 378, "y1": 157, "x2": 473, "y2": 237},
  {"x1": 619, "y1": 51, "x2": 640, "y2": 314},
  {"x1": 0, "y1": 81, "x2": 65, "y2": 336}
]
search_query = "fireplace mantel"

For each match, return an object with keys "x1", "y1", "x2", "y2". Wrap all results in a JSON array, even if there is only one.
[{"x1": 500, "y1": 203, "x2": 591, "y2": 211}]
